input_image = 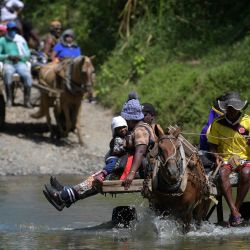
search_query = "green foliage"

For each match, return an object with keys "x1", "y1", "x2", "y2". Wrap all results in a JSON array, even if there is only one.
[
  {"x1": 96, "y1": 2, "x2": 250, "y2": 145},
  {"x1": 22, "y1": 1, "x2": 250, "y2": 145},
  {"x1": 23, "y1": 0, "x2": 127, "y2": 65}
]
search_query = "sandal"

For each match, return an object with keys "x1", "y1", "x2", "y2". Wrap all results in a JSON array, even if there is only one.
[{"x1": 228, "y1": 214, "x2": 243, "y2": 227}]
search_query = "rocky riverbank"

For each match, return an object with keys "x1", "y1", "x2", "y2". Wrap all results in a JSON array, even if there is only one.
[{"x1": 0, "y1": 89, "x2": 113, "y2": 176}]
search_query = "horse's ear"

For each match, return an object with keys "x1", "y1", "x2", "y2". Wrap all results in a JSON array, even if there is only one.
[{"x1": 90, "y1": 55, "x2": 96, "y2": 60}]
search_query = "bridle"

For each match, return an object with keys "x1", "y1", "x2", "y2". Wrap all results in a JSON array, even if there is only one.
[
  {"x1": 63, "y1": 56, "x2": 94, "y2": 95},
  {"x1": 157, "y1": 135, "x2": 187, "y2": 186}
]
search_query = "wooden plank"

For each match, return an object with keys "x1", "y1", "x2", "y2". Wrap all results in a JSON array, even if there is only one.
[
  {"x1": 101, "y1": 179, "x2": 149, "y2": 194},
  {"x1": 32, "y1": 82, "x2": 62, "y2": 96}
]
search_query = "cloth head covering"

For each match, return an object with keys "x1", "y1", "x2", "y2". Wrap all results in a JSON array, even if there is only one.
[
  {"x1": 62, "y1": 29, "x2": 74, "y2": 39},
  {"x1": 60, "y1": 29, "x2": 77, "y2": 47},
  {"x1": 142, "y1": 103, "x2": 156, "y2": 116},
  {"x1": 121, "y1": 91, "x2": 144, "y2": 121},
  {"x1": 218, "y1": 91, "x2": 248, "y2": 111},
  {"x1": 7, "y1": 21, "x2": 17, "y2": 30},
  {"x1": 111, "y1": 116, "x2": 127, "y2": 136}
]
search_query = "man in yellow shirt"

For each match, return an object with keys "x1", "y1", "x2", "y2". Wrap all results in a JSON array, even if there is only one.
[{"x1": 207, "y1": 91, "x2": 250, "y2": 226}]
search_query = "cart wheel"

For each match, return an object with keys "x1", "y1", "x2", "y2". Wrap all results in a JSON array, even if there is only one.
[
  {"x1": 112, "y1": 206, "x2": 137, "y2": 227},
  {"x1": 0, "y1": 91, "x2": 5, "y2": 129}
]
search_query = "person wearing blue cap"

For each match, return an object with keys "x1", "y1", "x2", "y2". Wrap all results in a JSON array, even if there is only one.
[
  {"x1": 0, "y1": 21, "x2": 32, "y2": 107},
  {"x1": 120, "y1": 92, "x2": 156, "y2": 189}
]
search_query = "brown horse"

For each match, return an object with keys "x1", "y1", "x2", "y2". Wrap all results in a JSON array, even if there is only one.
[
  {"x1": 142, "y1": 131, "x2": 210, "y2": 231},
  {"x1": 31, "y1": 56, "x2": 95, "y2": 145}
]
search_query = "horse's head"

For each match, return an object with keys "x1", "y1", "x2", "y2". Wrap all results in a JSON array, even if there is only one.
[
  {"x1": 158, "y1": 135, "x2": 185, "y2": 185},
  {"x1": 72, "y1": 55, "x2": 95, "y2": 100}
]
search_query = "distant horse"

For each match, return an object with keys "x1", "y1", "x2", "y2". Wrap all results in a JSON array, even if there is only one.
[
  {"x1": 142, "y1": 130, "x2": 210, "y2": 231},
  {"x1": 31, "y1": 56, "x2": 95, "y2": 145}
]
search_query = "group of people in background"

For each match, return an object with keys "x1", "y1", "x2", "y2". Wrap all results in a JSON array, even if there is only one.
[{"x1": 0, "y1": 0, "x2": 82, "y2": 108}]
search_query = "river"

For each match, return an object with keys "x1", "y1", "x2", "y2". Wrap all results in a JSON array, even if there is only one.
[{"x1": 0, "y1": 175, "x2": 250, "y2": 250}]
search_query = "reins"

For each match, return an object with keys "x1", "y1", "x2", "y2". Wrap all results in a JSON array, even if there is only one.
[
  {"x1": 157, "y1": 135, "x2": 185, "y2": 167},
  {"x1": 157, "y1": 135, "x2": 187, "y2": 187}
]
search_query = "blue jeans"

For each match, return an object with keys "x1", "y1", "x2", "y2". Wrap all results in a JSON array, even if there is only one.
[
  {"x1": 103, "y1": 156, "x2": 119, "y2": 175},
  {"x1": 3, "y1": 63, "x2": 32, "y2": 87}
]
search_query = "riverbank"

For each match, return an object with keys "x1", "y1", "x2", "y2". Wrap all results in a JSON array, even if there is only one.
[{"x1": 0, "y1": 89, "x2": 113, "y2": 175}]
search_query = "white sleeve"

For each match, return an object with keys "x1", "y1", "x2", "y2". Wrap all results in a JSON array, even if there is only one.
[{"x1": 6, "y1": 0, "x2": 24, "y2": 8}]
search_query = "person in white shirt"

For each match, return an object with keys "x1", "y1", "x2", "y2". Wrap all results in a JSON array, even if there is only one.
[
  {"x1": 1, "y1": 0, "x2": 24, "y2": 35},
  {"x1": 1, "y1": 0, "x2": 24, "y2": 23}
]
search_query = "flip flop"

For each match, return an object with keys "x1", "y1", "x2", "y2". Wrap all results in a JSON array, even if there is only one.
[
  {"x1": 43, "y1": 184, "x2": 65, "y2": 212},
  {"x1": 228, "y1": 214, "x2": 243, "y2": 227}
]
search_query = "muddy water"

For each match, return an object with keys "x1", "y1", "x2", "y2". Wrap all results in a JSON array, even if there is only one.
[{"x1": 1, "y1": 175, "x2": 250, "y2": 250}]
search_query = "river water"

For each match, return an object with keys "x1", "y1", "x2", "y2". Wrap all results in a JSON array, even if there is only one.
[{"x1": 0, "y1": 175, "x2": 250, "y2": 250}]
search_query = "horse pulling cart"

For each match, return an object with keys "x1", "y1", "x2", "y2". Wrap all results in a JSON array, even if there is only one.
[
  {"x1": 96, "y1": 126, "x2": 249, "y2": 229},
  {"x1": 31, "y1": 56, "x2": 95, "y2": 145}
]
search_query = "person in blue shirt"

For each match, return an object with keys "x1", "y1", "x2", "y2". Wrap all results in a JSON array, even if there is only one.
[
  {"x1": 51, "y1": 29, "x2": 81, "y2": 88},
  {"x1": 51, "y1": 29, "x2": 81, "y2": 61}
]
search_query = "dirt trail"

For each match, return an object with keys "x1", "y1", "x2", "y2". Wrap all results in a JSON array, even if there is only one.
[{"x1": 0, "y1": 88, "x2": 113, "y2": 175}]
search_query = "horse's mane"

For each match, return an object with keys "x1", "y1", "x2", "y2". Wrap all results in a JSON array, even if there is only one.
[{"x1": 71, "y1": 55, "x2": 94, "y2": 86}]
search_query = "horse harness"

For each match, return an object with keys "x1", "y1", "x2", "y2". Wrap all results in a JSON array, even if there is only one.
[
  {"x1": 142, "y1": 134, "x2": 210, "y2": 198},
  {"x1": 57, "y1": 59, "x2": 87, "y2": 95}
]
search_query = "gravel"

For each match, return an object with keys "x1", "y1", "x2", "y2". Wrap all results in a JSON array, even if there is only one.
[{"x1": 0, "y1": 88, "x2": 113, "y2": 176}]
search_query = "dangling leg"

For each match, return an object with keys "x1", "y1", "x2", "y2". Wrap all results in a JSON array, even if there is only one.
[{"x1": 43, "y1": 171, "x2": 108, "y2": 211}]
